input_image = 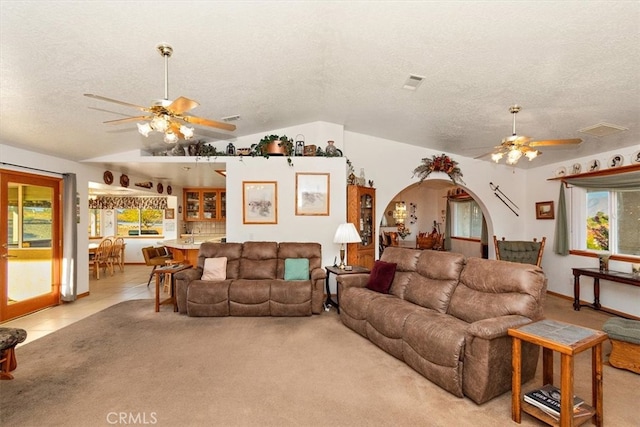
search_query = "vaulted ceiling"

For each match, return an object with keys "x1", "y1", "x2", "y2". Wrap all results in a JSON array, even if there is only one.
[{"x1": 1, "y1": 1, "x2": 638, "y2": 186}]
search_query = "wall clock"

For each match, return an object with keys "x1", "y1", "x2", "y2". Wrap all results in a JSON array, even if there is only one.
[{"x1": 103, "y1": 171, "x2": 114, "y2": 185}]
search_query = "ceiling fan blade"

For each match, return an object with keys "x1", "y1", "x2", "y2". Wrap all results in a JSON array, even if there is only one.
[
  {"x1": 180, "y1": 115, "x2": 236, "y2": 132},
  {"x1": 167, "y1": 96, "x2": 199, "y2": 115},
  {"x1": 529, "y1": 138, "x2": 582, "y2": 147},
  {"x1": 84, "y1": 94, "x2": 150, "y2": 112},
  {"x1": 103, "y1": 116, "x2": 152, "y2": 125}
]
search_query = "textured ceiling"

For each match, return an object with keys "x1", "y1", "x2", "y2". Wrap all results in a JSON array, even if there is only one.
[{"x1": 1, "y1": 1, "x2": 639, "y2": 186}]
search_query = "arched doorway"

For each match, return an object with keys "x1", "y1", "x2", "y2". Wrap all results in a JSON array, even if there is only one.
[{"x1": 379, "y1": 179, "x2": 489, "y2": 258}]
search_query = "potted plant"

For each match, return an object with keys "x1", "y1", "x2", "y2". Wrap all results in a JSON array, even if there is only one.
[{"x1": 252, "y1": 135, "x2": 294, "y2": 157}]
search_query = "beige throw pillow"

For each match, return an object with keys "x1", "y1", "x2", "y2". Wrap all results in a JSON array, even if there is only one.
[{"x1": 202, "y1": 257, "x2": 228, "y2": 280}]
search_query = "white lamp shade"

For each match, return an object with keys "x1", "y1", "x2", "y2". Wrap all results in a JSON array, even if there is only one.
[{"x1": 333, "y1": 223, "x2": 361, "y2": 244}]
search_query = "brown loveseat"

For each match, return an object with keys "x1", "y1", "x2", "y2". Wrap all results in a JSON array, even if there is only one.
[
  {"x1": 174, "y1": 241, "x2": 325, "y2": 316},
  {"x1": 337, "y1": 247, "x2": 547, "y2": 404}
]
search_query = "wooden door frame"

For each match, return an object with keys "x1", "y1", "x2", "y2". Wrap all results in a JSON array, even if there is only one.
[{"x1": 0, "y1": 169, "x2": 62, "y2": 321}]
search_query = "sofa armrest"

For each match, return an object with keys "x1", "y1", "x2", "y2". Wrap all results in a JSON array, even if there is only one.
[
  {"x1": 336, "y1": 273, "x2": 370, "y2": 290},
  {"x1": 174, "y1": 267, "x2": 203, "y2": 314},
  {"x1": 174, "y1": 267, "x2": 202, "y2": 282},
  {"x1": 467, "y1": 315, "x2": 533, "y2": 340},
  {"x1": 310, "y1": 267, "x2": 327, "y2": 281}
]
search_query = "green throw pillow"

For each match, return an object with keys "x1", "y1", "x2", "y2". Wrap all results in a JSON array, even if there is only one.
[{"x1": 284, "y1": 258, "x2": 310, "y2": 281}]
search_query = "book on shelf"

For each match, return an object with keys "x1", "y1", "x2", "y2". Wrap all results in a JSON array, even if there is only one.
[
  {"x1": 524, "y1": 396, "x2": 592, "y2": 421},
  {"x1": 523, "y1": 384, "x2": 584, "y2": 416}
]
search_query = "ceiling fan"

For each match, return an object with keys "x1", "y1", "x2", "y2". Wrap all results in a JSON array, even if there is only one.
[
  {"x1": 476, "y1": 105, "x2": 582, "y2": 165},
  {"x1": 84, "y1": 43, "x2": 236, "y2": 144}
]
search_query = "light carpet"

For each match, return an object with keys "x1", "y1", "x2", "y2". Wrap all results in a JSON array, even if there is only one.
[{"x1": 1, "y1": 296, "x2": 638, "y2": 426}]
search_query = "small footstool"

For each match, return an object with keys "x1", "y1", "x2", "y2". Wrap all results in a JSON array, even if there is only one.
[
  {"x1": 602, "y1": 318, "x2": 640, "y2": 374},
  {"x1": 0, "y1": 327, "x2": 27, "y2": 380}
]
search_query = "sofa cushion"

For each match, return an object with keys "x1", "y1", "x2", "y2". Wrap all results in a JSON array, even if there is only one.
[
  {"x1": 197, "y1": 242, "x2": 243, "y2": 279},
  {"x1": 277, "y1": 242, "x2": 322, "y2": 279},
  {"x1": 403, "y1": 251, "x2": 465, "y2": 313},
  {"x1": 449, "y1": 257, "x2": 546, "y2": 323},
  {"x1": 202, "y1": 257, "x2": 228, "y2": 281},
  {"x1": 284, "y1": 258, "x2": 309, "y2": 280},
  {"x1": 239, "y1": 242, "x2": 278, "y2": 279},
  {"x1": 366, "y1": 260, "x2": 397, "y2": 293}
]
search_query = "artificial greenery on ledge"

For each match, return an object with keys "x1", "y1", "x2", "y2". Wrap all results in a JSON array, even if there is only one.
[{"x1": 413, "y1": 153, "x2": 465, "y2": 185}]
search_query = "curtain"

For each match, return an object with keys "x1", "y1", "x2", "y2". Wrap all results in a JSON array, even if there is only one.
[
  {"x1": 61, "y1": 173, "x2": 77, "y2": 301},
  {"x1": 89, "y1": 196, "x2": 168, "y2": 210},
  {"x1": 553, "y1": 183, "x2": 570, "y2": 256},
  {"x1": 444, "y1": 200, "x2": 451, "y2": 251},
  {"x1": 563, "y1": 168, "x2": 640, "y2": 192}
]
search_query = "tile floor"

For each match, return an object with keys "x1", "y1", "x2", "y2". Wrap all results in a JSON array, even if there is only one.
[{"x1": 2, "y1": 264, "x2": 158, "y2": 345}]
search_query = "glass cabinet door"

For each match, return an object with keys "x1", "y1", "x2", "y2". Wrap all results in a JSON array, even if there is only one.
[
  {"x1": 220, "y1": 191, "x2": 226, "y2": 219},
  {"x1": 360, "y1": 194, "x2": 373, "y2": 247},
  {"x1": 203, "y1": 191, "x2": 217, "y2": 220},
  {"x1": 185, "y1": 191, "x2": 200, "y2": 220}
]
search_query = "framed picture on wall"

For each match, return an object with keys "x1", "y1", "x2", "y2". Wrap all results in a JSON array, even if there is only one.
[
  {"x1": 295, "y1": 173, "x2": 330, "y2": 216},
  {"x1": 243, "y1": 181, "x2": 278, "y2": 224},
  {"x1": 165, "y1": 208, "x2": 175, "y2": 220},
  {"x1": 535, "y1": 201, "x2": 554, "y2": 220}
]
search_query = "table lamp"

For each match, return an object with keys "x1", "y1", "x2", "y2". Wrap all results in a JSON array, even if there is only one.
[{"x1": 333, "y1": 223, "x2": 362, "y2": 269}]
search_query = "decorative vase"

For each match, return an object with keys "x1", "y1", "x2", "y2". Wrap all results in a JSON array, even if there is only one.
[
  {"x1": 265, "y1": 141, "x2": 286, "y2": 155},
  {"x1": 325, "y1": 140, "x2": 338, "y2": 156}
]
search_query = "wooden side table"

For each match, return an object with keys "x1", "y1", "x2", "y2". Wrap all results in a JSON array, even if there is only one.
[
  {"x1": 324, "y1": 265, "x2": 370, "y2": 313},
  {"x1": 153, "y1": 263, "x2": 192, "y2": 312},
  {"x1": 508, "y1": 319, "x2": 607, "y2": 427}
]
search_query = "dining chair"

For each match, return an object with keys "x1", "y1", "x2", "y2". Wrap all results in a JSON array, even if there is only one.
[
  {"x1": 109, "y1": 237, "x2": 125, "y2": 272},
  {"x1": 90, "y1": 238, "x2": 113, "y2": 279},
  {"x1": 493, "y1": 236, "x2": 546, "y2": 267}
]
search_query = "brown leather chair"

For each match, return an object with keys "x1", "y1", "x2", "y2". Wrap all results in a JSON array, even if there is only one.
[{"x1": 142, "y1": 246, "x2": 173, "y2": 286}]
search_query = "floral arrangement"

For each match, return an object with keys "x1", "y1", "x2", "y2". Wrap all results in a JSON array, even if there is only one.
[
  {"x1": 413, "y1": 153, "x2": 464, "y2": 185},
  {"x1": 396, "y1": 223, "x2": 411, "y2": 239}
]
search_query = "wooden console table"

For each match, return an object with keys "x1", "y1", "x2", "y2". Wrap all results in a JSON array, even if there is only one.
[
  {"x1": 509, "y1": 319, "x2": 607, "y2": 427},
  {"x1": 572, "y1": 268, "x2": 640, "y2": 315}
]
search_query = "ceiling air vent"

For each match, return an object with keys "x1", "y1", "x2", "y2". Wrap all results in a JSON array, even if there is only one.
[
  {"x1": 222, "y1": 115, "x2": 240, "y2": 122},
  {"x1": 579, "y1": 122, "x2": 628, "y2": 137},
  {"x1": 403, "y1": 74, "x2": 425, "y2": 91}
]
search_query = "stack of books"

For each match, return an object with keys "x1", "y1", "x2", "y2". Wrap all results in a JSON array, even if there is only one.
[{"x1": 524, "y1": 384, "x2": 590, "y2": 420}]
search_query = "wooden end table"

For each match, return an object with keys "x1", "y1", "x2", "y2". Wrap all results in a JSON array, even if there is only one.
[
  {"x1": 508, "y1": 319, "x2": 607, "y2": 427},
  {"x1": 324, "y1": 265, "x2": 370, "y2": 313},
  {"x1": 153, "y1": 263, "x2": 192, "y2": 312}
]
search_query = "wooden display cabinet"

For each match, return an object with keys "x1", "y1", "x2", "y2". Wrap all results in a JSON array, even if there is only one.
[
  {"x1": 347, "y1": 184, "x2": 376, "y2": 269},
  {"x1": 183, "y1": 188, "x2": 226, "y2": 221}
]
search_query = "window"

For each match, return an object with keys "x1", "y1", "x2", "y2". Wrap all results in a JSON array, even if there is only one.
[
  {"x1": 572, "y1": 188, "x2": 640, "y2": 257},
  {"x1": 451, "y1": 200, "x2": 483, "y2": 239},
  {"x1": 116, "y1": 208, "x2": 163, "y2": 237}
]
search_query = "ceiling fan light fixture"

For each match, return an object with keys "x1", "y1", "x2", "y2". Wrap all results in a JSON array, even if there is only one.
[
  {"x1": 164, "y1": 131, "x2": 178, "y2": 144},
  {"x1": 151, "y1": 115, "x2": 170, "y2": 132},
  {"x1": 180, "y1": 125, "x2": 194, "y2": 139},
  {"x1": 491, "y1": 152, "x2": 504, "y2": 163},
  {"x1": 525, "y1": 150, "x2": 539, "y2": 161},
  {"x1": 137, "y1": 122, "x2": 152, "y2": 137},
  {"x1": 506, "y1": 147, "x2": 523, "y2": 165}
]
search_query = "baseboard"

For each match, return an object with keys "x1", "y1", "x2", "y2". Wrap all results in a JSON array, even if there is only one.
[{"x1": 546, "y1": 290, "x2": 640, "y2": 320}]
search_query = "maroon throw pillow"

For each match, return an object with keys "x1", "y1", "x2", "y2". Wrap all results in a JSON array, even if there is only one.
[{"x1": 366, "y1": 260, "x2": 397, "y2": 293}]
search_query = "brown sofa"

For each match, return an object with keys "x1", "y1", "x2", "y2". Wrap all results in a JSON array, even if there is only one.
[
  {"x1": 337, "y1": 247, "x2": 547, "y2": 404},
  {"x1": 174, "y1": 241, "x2": 326, "y2": 316}
]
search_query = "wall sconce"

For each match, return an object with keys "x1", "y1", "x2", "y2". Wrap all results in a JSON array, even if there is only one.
[{"x1": 393, "y1": 201, "x2": 407, "y2": 224}]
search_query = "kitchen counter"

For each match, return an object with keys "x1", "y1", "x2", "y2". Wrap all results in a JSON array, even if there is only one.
[{"x1": 161, "y1": 237, "x2": 226, "y2": 265}]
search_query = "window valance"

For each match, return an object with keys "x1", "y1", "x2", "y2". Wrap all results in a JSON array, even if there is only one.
[
  {"x1": 89, "y1": 196, "x2": 167, "y2": 210},
  {"x1": 551, "y1": 164, "x2": 640, "y2": 192}
]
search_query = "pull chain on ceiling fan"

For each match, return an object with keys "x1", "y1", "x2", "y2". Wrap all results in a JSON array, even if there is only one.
[
  {"x1": 84, "y1": 43, "x2": 235, "y2": 144},
  {"x1": 475, "y1": 105, "x2": 582, "y2": 165}
]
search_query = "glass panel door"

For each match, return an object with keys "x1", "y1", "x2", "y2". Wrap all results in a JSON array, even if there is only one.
[
  {"x1": 1, "y1": 170, "x2": 61, "y2": 321},
  {"x1": 185, "y1": 191, "x2": 200, "y2": 220},
  {"x1": 203, "y1": 191, "x2": 217, "y2": 220}
]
